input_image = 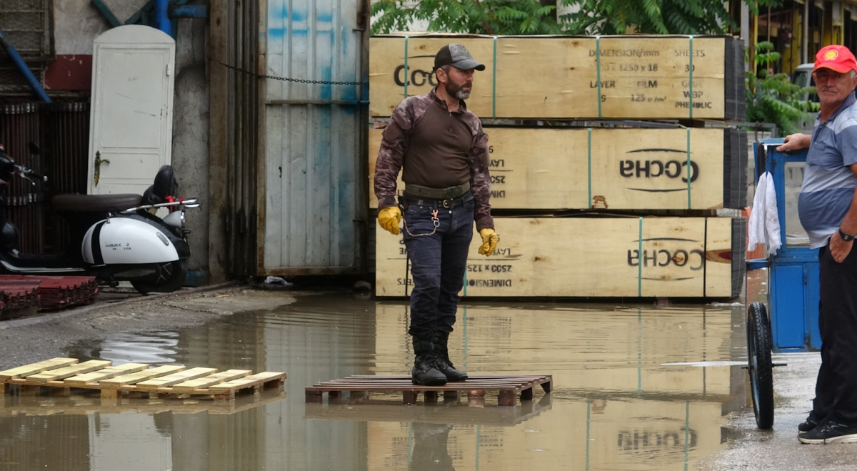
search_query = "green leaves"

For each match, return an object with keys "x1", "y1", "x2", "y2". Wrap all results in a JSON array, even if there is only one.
[
  {"x1": 371, "y1": 0, "x2": 562, "y2": 36},
  {"x1": 559, "y1": 0, "x2": 749, "y2": 35},
  {"x1": 745, "y1": 42, "x2": 816, "y2": 136},
  {"x1": 371, "y1": 0, "x2": 782, "y2": 36}
]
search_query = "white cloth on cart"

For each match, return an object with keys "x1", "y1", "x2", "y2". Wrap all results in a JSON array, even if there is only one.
[{"x1": 748, "y1": 171, "x2": 781, "y2": 255}]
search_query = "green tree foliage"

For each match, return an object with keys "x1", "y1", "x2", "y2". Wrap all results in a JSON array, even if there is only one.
[
  {"x1": 371, "y1": 0, "x2": 562, "y2": 35},
  {"x1": 563, "y1": 0, "x2": 726, "y2": 35},
  {"x1": 371, "y1": 0, "x2": 783, "y2": 36},
  {"x1": 745, "y1": 42, "x2": 819, "y2": 138}
]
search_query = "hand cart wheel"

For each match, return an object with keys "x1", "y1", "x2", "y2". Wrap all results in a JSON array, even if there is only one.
[{"x1": 747, "y1": 301, "x2": 774, "y2": 429}]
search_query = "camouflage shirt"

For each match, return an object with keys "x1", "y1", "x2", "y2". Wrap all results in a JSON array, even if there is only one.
[{"x1": 374, "y1": 88, "x2": 494, "y2": 231}]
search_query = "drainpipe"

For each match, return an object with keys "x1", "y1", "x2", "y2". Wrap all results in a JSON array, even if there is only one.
[
  {"x1": 0, "y1": 28, "x2": 51, "y2": 103},
  {"x1": 155, "y1": 0, "x2": 172, "y2": 36}
]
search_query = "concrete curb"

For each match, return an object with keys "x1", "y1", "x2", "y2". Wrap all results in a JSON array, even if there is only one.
[{"x1": 0, "y1": 281, "x2": 242, "y2": 330}]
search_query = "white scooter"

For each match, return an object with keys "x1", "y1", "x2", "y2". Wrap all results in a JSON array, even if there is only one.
[{"x1": 0, "y1": 143, "x2": 199, "y2": 294}]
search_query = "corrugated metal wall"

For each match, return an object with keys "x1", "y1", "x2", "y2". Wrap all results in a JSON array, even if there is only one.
[
  {"x1": 43, "y1": 102, "x2": 90, "y2": 252},
  {"x1": 259, "y1": 0, "x2": 369, "y2": 275},
  {"x1": 0, "y1": 103, "x2": 44, "y2": 253},
  {"x1": 0, "y1": 102, "x2": 91, "y2": 254}
]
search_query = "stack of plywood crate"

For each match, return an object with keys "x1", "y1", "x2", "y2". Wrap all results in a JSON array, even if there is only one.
[{"x1": 370, "y1": 34, "x2": 747, "y2": 299}]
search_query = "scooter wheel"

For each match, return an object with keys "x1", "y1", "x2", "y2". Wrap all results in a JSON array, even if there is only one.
[{"x1": 131, "y1": 260, "x2": 188, "y2": 295}]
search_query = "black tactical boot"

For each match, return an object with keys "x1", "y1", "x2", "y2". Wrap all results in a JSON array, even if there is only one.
[
  {"x1": 433, "y1": 331, "x2": 468, "y2": 382},
  {"x1": 411, "y1": 337, "x2": 447, "y2": 386}
]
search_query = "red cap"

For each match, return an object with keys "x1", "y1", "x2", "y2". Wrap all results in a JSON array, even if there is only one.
[{"x1": 813, "y1": 45, "x2": 857, "y2": 73}]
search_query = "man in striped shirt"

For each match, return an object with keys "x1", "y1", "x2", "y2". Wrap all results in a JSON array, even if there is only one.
[{"x1": 778, "y1": 45, "x2": 857, "y2": 444}]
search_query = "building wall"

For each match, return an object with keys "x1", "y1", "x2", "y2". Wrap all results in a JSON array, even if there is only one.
[
  {"x1": 54, "y1": 0, "x2": 148, "y2": 55},
  {"x1": 172, "y1": 17, "x2": 211, "y2": 277}
]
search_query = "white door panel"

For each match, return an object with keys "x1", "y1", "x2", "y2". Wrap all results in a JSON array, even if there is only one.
[{"x1": 88, "y1": 26, "x2": 175, "y2": 196}]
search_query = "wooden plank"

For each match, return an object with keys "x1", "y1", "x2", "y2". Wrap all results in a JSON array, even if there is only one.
[
  {"x1": 25, "y1": 361, "x2": 112, "y2": 384},
  {"x1": 62, "y1": 363, "x2": 149, "y2": 387},
  {"x1": 368, "y1": 127, "x2": 738, "y2": 210},
  {"x1": 99, "y1": 365, "x2": 187, "y2": 388},
  {"x1": 135, "y1": 368, "x2": 219, "y2": 390},
  {"x1": 370, "y1": 36, "x2": 736, "y2": 120},
  {"x1": 208, "y1": 372, "x2": 286, "y2": 393},
  {"x1": 172, "y1": 370, "x2": 252, "y2": 392},
  {"x1": 376, "y1": 217, "x2": 738, "y2": 298},
  {"x1": 0, "y1": 358, "x2": 78, "y2": 381}
]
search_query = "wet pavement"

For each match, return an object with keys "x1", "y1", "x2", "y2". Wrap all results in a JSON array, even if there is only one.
[{"x1": 0, "y1": 293, "x2": 756, "y2": 470}]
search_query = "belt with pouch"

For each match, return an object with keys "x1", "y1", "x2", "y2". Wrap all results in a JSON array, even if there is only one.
[{"x1": 400, "y1": 182, "x2": 471, "y2": 209}]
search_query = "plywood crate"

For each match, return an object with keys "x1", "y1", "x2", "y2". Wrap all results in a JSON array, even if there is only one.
[
  {"x1": 369, "y1": 126, "x2": 747, "y2": 210},
  {"x1": 370, "y1": 35, "x2": 744, "y2": 120},
  {"x1": 375, "y1": 217, "x2": 745, "y2": 298}
]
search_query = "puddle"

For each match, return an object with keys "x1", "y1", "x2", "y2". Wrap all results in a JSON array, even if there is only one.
[{"x1": 0, "y1": 294, "x2": 755, "y2": 470}]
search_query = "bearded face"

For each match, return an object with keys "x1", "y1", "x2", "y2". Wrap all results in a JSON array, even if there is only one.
[
  {"x1": 439, "y1": 66, "x2": 474, "y2": 100},
  {"x1": 445, "y1": 77, "x2": 471, "y2": 100}
]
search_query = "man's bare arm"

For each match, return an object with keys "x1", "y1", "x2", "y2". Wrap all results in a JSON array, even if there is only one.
[{"x1": 776, "y1": 133, "x2": 812, "y2": 152}]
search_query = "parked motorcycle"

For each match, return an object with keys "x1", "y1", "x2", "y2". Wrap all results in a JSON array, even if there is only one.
[{"x1": 0, "y1": 142, "x2": 199, "y2": 294}]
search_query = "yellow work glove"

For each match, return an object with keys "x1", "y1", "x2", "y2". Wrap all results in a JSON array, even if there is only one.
[
  {"x1": 378, "y1": 206, "x2": 402, "y2": 235},
  {"x1": 478, "y1": 228, "x2": 499, "y2": 256}
]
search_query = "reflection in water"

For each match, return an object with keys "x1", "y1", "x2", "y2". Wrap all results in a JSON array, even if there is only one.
[
  {"x1": 409, "y1": 423, "x2": 455, "y2": 470},
  {"x1": 0, "y1": 296, "x2": 750, "y2": 470},
  {"x1": 98, "y1": 332, "x2": 180, "y2": 364}
]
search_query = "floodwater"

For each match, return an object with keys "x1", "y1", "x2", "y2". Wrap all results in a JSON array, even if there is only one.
[{"x1": 0, "y1": 291, "x2": 759, "y2": 471}]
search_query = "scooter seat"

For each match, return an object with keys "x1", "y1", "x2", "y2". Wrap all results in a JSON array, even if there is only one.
[{"x1": 52, "y1": 194, "x2": 142, "y2": 213}]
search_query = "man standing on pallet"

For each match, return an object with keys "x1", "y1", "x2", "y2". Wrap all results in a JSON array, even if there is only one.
[
  {"x1": 374, "y1": 44, "x2": 499, "y2": 386},
  {"x1": 777, "y1": 45, "x2": 857, "y2": 445}
]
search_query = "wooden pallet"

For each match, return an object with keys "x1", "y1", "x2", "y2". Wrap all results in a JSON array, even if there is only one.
[
  {"x1": 0, "y1": 358, "x2": 286, "y2": 401},
  {"x1": 306, "y1": 374, "x2": 552, "y2": 407}
]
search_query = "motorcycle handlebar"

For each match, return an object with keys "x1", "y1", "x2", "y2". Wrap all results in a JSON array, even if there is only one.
[
  {"x1": 16, "y1": 165, "x2": 47, "y2": 183},
  {"x1": 119, "y1": 197, "x2": 200, "y2": 213}
]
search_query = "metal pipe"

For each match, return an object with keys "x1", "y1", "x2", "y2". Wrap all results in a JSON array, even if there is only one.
[
  {"x1": 803, "y1": 1, "x2": 809, "y2": 64},
  {"x1": 155, "y1": 0, "x2": 172, "y2": 36},
  {"x1": 0, "y1": 28, "x2": 52, "y2": 103}
]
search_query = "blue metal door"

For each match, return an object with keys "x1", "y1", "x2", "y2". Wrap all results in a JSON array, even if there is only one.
[{"x1": 758, "y1": 139, "x2": 821, "y2": 352}]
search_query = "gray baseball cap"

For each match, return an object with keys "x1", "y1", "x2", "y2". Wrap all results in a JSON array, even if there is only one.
[{"x1": 434, "y1": 44, "x2": 485, "y2": 71}]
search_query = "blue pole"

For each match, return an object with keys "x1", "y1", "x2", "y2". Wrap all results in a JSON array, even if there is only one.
[
  {"x1": 155, "y1": 0, "x2": 172, "y2": 35},
  {"x1": 0, "y1": 28, "x2": 51, "y2": 103}
]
